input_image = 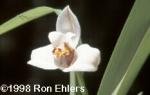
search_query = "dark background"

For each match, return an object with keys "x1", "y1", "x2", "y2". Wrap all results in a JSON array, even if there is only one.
[{"x1": 0, "y1": 0, "x2": 149, "y2": 95}]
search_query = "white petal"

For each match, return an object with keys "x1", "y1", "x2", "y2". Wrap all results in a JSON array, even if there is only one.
[
  {"x1": 27, "y1": 45, "x2": 58, "y2": 70},
  {"x1": 48, "y1": 31, "x2": 78, "y2": 48},
  {"x1": 63, "y1": 44, "x2": 101, "y2": 72},
  {"x1": 48, "y1": 31, "x2": 64, "y2": 47},
  {"x1": 56, "y1": 6, "x2": 81, "y2": 47},
  {"x1": 64, "y1": 32, "x2": 77, "y2": 48}
]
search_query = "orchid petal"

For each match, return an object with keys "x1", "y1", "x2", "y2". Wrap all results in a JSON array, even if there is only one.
[
  {"x1": 56, "y1": 6, "x2": 81, "y2": 48},
  {"x1": 63, "y1": 44, "x2": 101, "y2": 72},
  {"x1": 48, "y1": 31, "x2": 64, "y2": 47},
  {"x1": 49, "y1": 31, "x2": 77, "y2": 48},
  {"x1": 27, "y1": 45, "x2": 58, "y2": 70},
  {"x1": 64, "y1": 32, "x2": 77, "y2": 48}
]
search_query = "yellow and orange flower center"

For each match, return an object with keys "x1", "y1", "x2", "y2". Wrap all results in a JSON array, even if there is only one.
[
  {"x1": 53, "y1": 43, "x2": 72, "y2": 57},
  {"x1": 52, "y1": 43, "x2": 75, "y2": 68}
]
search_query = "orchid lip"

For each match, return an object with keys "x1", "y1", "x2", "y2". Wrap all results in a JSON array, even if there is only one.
[{"x1": 52, "y1": 42, "x2": 76, "y2": 68}]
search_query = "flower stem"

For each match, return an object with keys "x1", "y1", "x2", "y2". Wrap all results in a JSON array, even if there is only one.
[
  {"x1": 76, "y1": 72, "x2": 89, "y2": 95},
  {"x1": 70, "y1": 72, "x2": 76, "y2": 95}
]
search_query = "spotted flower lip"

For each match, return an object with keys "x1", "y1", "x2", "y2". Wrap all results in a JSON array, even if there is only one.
[{"x1": 27, "y1": 6, "x2": 101, "y2": 72}]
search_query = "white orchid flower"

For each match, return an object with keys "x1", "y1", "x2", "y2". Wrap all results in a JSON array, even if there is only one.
[{"x1": 27, "y1": 6, "x2": 101, "y2": 72}]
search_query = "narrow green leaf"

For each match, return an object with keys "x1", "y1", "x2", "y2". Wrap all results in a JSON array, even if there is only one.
[
  {"x1": 113, "y1": 26, "x2": 150, "y2": 95},
  {"x1": 0, "y1": 6, "x2": 61, "y2": 35},
  {"x1": 97, "y1": 0, "x2": 150, "y2": 95}
]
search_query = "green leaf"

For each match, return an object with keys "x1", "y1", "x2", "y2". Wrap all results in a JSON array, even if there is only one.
[
  {"x1": 97, "y1": 0, "x2": 150, "y2": 95},
  {"x1": 0, "y1": 6, "x2": 61, "y2": 35},
  {"x1": 113, "y1": 26, "x2": 150, "y2": 95}
]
